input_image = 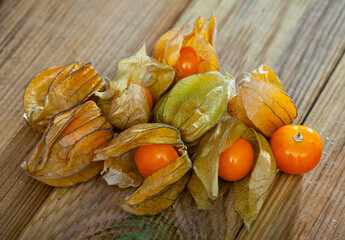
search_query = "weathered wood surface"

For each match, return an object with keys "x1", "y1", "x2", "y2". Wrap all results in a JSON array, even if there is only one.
[
  {"x1": 0, "y1": 0, "x2": 344, "y2": 239},
  {"x1": 237, "y1": 54, "x2": 345, "y2": 240},
  {"x1": 0, "y1": 0, "x2": 191, "y2": 239}
]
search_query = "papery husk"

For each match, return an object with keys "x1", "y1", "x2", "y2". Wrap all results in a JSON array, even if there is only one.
[
  {"x1": 23, "y1": 62, "x2": 105, "y2": 132},
  {"x1": 187, "y1": 117, "x2": 235, "y2": 209},
  {"x1": 113, "y1": 45, "x2": 175, "y2": 103},
  {"x1": 95, "y1": 123, "x2": 184, "y2": 161},
  {"x1": 94, "y1": 123, "x2": 191, "y2": 215},
  {"x1": 154, "y1": 29, "x2": 179, "y2": 64},
  {"x1": 21, "y1": 101, "x2": 113, "y2": 187},
  {"x1": 188, "y1": 118, "x2": 277, "y2": 229},
  {"x1": 102, "y1": 150, "x2": 144, "y2": 188},
  {"x1": 188, "y1": 166, "x2": 215, "y2": 210},
  {"x1": 97, "y1": 79, "x2": 151, "y2": 130},
  {"x1": 227, "y1": 65, "x2": 297, "y2": 137},
  {"x1": 154, "y1": 71, "x2": 234, "y2": 143},
  {"x1": 154, "y1": 14, "x2": 219, "y2": 78},
  {"x1": 117, "y1": 151, "x2": 190, "y2": 215},
  {"x1": 237, "y1": 75, "x2": 297, "y2": 137},
  {"x1": 118, "y1": 174, "x2": 190, "y2": 215},
  {"x1": 252, "y1": 64, "x2": 285, "y2": 91},
  {"x1": 233, "y1": 127, "x2": 277, "y2": 230}
]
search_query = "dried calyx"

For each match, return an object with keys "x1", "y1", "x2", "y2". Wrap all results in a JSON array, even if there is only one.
[
  {"x1": 154, "y1": 14, "x2": 219, "y2": 79},
  {"x1": 227, "y1": 64, "x2": 297, "y2": 137},
  {"x1": 188, "y1": 117, "x2": 277, "y2": 229},
  {"x1": 21, "y1": 101, "x2": 113, "y2": 187},
  {"x1": 154, "y1": 71, "x2": 235, "y2": 143},
  {"x1": 96, "y1": 46, "x2": 175, "y2": 130},
  {"x1": 23, "y1": 62, "x2": 105, "y2": 132},
  {"x1": 94, "y1": 123, "x2": 192, "y2": 215}
]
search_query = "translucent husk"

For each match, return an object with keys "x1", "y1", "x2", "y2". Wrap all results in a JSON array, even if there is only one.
[
  {"x1": 111, "y1": 45, "x2": 175, "y2": 103},
  {"x1": 101, "y1": 150, "x2": 143, "y2": 188},
  {"x1": 188, "y1": 117, "x2": 277, "y2": 229},
  {"x1": 96, "y1": 46, "x2": 175, "y2": 130},
  {"x1": 227, "y1": 65, "x2": 297, "y2": 137},
  {"x1": 21, "y1": 101, "x2": 113, "y2": 187},
  {"x1": 94, "y1": 123, "x2": 192, "y2": 215},
  {"x1": 23, "y1": 62, "x2": 106, "y2": 132},
  {"x1": 252, "y1": 64, "x2": 285, "y2": 91},
  {"x1": 154, "y1": 14, "x2": 219, "y2": 78},
  {"x1": 154, "y1": 71, "x2": 234, "y2": 143},
  {"x1": 97, "y1": 79, "x2": 151, "y2": 130}
]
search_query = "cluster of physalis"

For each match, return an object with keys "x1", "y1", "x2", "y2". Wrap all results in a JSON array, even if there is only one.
[{"x1": 22, "y1": 14, "x2": 322, "y2": 229}]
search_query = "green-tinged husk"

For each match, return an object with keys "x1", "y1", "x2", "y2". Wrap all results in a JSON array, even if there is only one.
[
  {"x1": 188, "y1": 117, "x2": 276, "y2": 229},
  {"x1": 114, "y1": 45, "x2": 175, "y2": 103},
  {"x1": 233, "y1": 129, "x2": 277, "y2": 229},
  {"x1": 154, "y1": 71, "x2": 233, "y2": 143}
]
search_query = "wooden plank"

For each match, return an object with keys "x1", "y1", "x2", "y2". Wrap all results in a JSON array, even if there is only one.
[
  {"x1": 0, "y1": 0, "x2": 191, "y2": 239},
  {"x1": 0, "y1": 0, "x2": 187, "y2": 151},
  {"x1": 0, "y1": 125, "x2": 50, "y2": 240},
  {"x1": 16, "y1": 0, "x2": 345, "y2": 239},
  {"x1": 236, "y1": 52, "x2": 345, "y2": 240}
]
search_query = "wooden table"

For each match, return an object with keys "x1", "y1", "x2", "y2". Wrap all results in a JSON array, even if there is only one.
[{"x1": 1, "y1": 0, "x2": 344, "y2": 239}]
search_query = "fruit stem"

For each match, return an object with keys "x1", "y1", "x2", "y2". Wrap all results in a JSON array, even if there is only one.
[{"x1": 293, "y1": 131, "x2": 303, "y2": 142}]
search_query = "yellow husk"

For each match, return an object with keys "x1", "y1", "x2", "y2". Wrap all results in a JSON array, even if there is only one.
[
  {"x1": 94, "y1": 123, "x2": 192, "y2": 215},
  {"x1": 21, "y1": 101, "x2": 113, "y2": 187},
  {"x1": 23, "y1": 62, "x2": 105, "y2": 132}
]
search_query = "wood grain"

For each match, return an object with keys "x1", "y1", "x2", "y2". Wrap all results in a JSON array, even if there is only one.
[
  {"x1": 0, "y1": 0, "x2": 191, "y2": 239},
  {"x1": 236, "y1": 54, "x2": 345, "y2": 240},
  {"x1": 0, "y1": 125, "x2": 52, "y2": 240},
  {"x1": 0, "y1": 0, "x2": 344, "y2": 239},
  {"x1": 0, "y1": 0, "x2": 188, "y2": 151}
]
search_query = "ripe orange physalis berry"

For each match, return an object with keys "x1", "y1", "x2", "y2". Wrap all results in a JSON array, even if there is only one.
[
  {"x1": 270, "y1": 125, "x2": 323, "y2": 174},
  {"x1": 127, "y1": 82, "x2": 153, "y2": 110},
  {"x1": 218, "y1": 137, "x2": 254, "y2": 181},
  {"x1": 178, "y1": 47, "x2": 202, "y2": 79},
  {"x1": 135, "y1": 144, "x2": 179, "y2": 178}
]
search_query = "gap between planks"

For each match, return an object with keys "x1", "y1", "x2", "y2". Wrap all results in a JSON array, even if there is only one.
[
  {"x1": 13, "y1": 0, "x2": 196, "y2": 227},
  {"x1": 0, "y1": 0, "x2": 342, "y2": 239},
  {"x1": 0, "y1": 0, "x2": 192, "y2": 239},
  {"x1": 300, "y1": 46, "x2": 345, "y2": 124},
  {"x1": 19, "y1": 0, "x2": 345, "y2": 238}
]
